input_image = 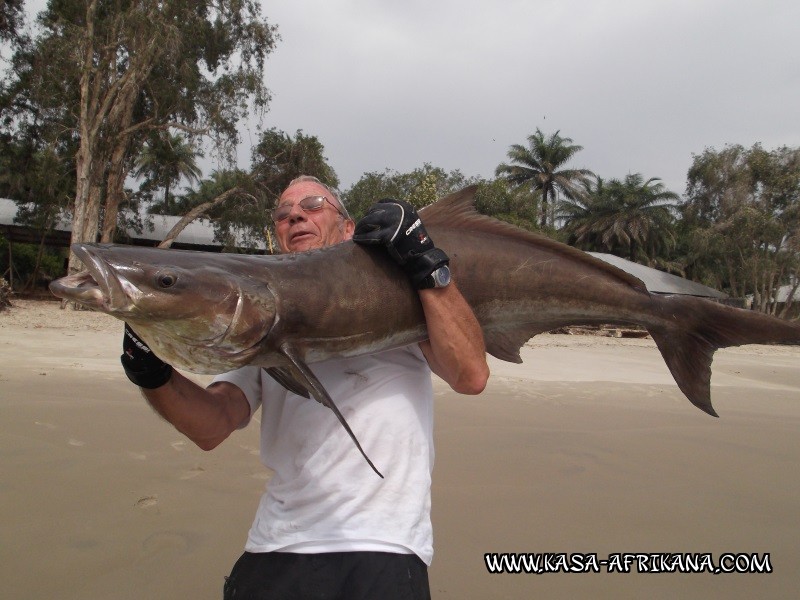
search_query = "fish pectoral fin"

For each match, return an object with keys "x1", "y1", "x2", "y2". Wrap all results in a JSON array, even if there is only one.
[
  {"x1": 278, "y1": 344, "x2": 384, "y2": 478},
  {"x1": 484, "y1": 325, "x2": 555, "y2": 363},
  {"x1": 263, "y1": 367, "x2": 311, "y2": 399}
]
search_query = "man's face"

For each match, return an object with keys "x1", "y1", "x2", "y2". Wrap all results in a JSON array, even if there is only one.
[{"x1": 274, "y1": 181, "x2": 354, "y2": 253}]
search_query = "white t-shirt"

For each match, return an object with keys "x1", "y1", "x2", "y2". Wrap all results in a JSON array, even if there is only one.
[{"x1": 212, "y1": 344, "x2": 436, "y2": 565}]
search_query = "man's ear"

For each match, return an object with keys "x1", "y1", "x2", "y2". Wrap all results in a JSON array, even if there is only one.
[{"x1": 343, "y1": 218, "x2": 355, "y2": 240}]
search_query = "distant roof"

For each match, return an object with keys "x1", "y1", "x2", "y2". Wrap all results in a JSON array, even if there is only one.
[
  {"x1": 0, "y1": 198, "x2": 733, "y2": 297},
  {"x1": 588, "y1": 252, "x2": 728, "y2": 299},
  {"x1": 0, "y1": 198, "x2": 265, "y2": 252},
  {"x1": 746, "y1": 283, "x2": 800, "y2": 304}
]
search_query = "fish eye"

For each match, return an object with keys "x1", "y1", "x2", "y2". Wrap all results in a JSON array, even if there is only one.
[{"x1": 156, "y1": 270, "x2": 178, "y2": 289}]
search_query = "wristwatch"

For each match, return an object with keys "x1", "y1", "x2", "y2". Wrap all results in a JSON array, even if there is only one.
[{"x1": 420, "y1": 265, "x2": 451, "y2": 289}]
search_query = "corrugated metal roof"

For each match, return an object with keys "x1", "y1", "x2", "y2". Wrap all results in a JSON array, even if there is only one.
[
  {"x1": 588, "y1": 252, "x2": 727, "y2": 299},
  {"x1": 0, "y1": 198, "x2": 736, "y2": 298},
  {"x1": 1, "y1": 198, "x2": 265, "y2": 250}
]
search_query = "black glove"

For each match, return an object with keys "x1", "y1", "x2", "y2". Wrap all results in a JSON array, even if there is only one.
[
  {"x1": 352, "y1": 198, "x2": 449, "y2": 289},
  {"x1": 121, "y1": 324, "x2": 173, "y2": 389}
]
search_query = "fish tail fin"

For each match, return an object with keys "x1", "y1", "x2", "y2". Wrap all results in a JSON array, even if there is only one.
[{"x1": 649, "y1": 295, "x2": 800, "y2": 417}]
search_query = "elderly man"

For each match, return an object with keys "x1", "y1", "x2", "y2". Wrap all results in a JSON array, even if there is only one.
[{"x1": 121, "y1": 175, "x2": 489, "y2": 599}]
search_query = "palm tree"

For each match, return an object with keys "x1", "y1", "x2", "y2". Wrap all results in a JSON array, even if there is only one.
[
  {"x1": 560, "y1": 174, "x2": 679, "y2": 264},
  {"x1": 133, "y1": 132, "x2": 203, "y2": 214},
  {"x1": 496, "y1": 129, "x2": 594, "y2": 228},
  {"x1": 558, "y1": 176, "x2": 611, "y2": 249}
]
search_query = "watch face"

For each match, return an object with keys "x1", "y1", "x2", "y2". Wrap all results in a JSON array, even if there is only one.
[{"x1": 433, "y1": 265, "x2": 451, "y2": 287}]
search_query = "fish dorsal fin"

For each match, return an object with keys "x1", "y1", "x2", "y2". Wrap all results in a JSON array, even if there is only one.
[{"x1": 420, "y1": 186, "x2": 649, "y2": 294}]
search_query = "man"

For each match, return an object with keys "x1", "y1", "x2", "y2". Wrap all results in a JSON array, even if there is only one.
[{"x1": 121, "y1": 175, "x2": 489, "y2": 599}]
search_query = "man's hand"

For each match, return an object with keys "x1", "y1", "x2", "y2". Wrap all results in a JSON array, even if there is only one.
[
  {"x1": 121, "y1": 324, "x2": 173, "y2": 389},
  {"x1": 352, "y1": 198, "x2": 449, "y2": 289}
]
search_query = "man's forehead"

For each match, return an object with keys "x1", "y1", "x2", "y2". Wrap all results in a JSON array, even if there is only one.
[{"x1": 279, "y1": 181, "x2": 328, "y2": 203}]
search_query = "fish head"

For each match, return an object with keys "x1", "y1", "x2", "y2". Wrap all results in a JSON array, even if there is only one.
[{"x1": 49, "y1": 244, "x2": 277, "y2": 373}]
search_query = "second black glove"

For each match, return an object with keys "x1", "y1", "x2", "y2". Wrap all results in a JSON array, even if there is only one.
[
  {"x1": 352, "y1": 198, "x2": 449, "y2": 289},
  {"x1": 121, "y1": 323, "x2": 173, "y2": 389}
]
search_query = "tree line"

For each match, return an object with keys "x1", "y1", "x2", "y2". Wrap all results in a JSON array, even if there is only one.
[{"x1": 1, "y1": 2, "x2": 799, "y2": 317}]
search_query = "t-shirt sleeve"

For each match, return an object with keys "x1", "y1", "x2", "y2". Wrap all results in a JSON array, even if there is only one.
[{"x1": 211, "y1": 366, "x2": 263, "y2": 429}]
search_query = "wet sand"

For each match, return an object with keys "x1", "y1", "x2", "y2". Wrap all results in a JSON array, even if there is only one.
[{"x1": 1, "y1": 299, "x2": 798, "y2": 599}]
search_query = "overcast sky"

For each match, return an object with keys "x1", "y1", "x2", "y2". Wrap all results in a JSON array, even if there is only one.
[
  {"x1": 240, "y1": 0, "x2": 799, "y2": 196},
  {"x1": 15, "y1": 0, "x2": 800, "y2": 197}
]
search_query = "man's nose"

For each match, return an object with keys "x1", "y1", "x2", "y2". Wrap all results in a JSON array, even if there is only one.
[{"x1": 286, "y1": 203, "x2": 306, "y2": 223}]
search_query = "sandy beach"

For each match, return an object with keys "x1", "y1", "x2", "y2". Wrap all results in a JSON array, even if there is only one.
[{"x1": 1, "y1": 299, "x2": 798, "y2": 599}]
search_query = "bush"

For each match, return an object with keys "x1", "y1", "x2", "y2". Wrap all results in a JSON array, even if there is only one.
[
  {"x1": 0, "y1": 233, "x2": 67, "y2": 291},
  {"x1": 0, "y1": 277, "x2": 11, "y2": 310}
]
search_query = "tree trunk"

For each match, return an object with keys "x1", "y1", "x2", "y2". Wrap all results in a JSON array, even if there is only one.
[
  {"x1": 540, "y1": 186, "x2": 548, "y2": 229},
  {"x1": 24, "y1": 227, "x2": 50, "y2": 293},
  {"x1": 778, "y1": 278, "x2": 800, "y2": 319},
  {"x1": 69, "y1": 145, "x2": 92, "y2": 276},
  {"x1": 164, "y1": 179, "x2": 171, "y2": 215},
  {"x1": 101, "y1": 140, "x2": 131, "y2": 243},
  {"x1": 67, "y1": 0, "x2": 99, "y2": 283}
]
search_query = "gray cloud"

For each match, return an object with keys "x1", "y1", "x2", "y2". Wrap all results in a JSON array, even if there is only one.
[{"x1": 243, "y1": 0, "x2": 799, "y2": 196}]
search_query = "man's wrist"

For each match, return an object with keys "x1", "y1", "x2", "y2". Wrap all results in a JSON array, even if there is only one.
[
  {"x1": 121, "y1": 359, "x2": 174, "y2": 389},
  {"x1": 418, "y1": 264, "x2": 452, "y2": 290},
  {"x1": 408, "y1": 248, "x2": 450, "y2": 289}
]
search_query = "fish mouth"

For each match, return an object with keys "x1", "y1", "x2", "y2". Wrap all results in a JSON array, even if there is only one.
[{"x1": 49, "y1": 245, "x2": 135, "y2": 313}]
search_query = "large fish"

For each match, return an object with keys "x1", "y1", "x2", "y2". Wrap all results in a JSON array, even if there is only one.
[{"x1": 50, "y1": 186, "x2": 800, "y2": 475}]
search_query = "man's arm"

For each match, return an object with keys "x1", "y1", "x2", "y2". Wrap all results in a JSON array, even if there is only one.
[
  {"x1": 122, "y1": 325, "x2": 250, "y2": 451},
  {"x1": 141, "y1": 375, "x2": 251, "y2": 451},
  {"x1": 418, "y1": 283, "x2": 488, "y2": 394},
  {"x1": 352, "y1": 198, "x2": 489, "y2": 394}
]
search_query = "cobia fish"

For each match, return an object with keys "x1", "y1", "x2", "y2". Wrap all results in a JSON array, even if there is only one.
[{"x1": 50, "y1": 186, "x2": 800, "y2": 475}]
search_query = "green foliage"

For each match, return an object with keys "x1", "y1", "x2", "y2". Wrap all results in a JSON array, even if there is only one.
[
  {"x1": 177, "y1": 169, "x2": 266, "y2": 252},
  {"x1": 680, "y1": 144, "x2": 800, "y2": 312},
  {"x1": 1, "y1": 233, "x2": 66, "y2": 291},
  {"x1": 1, "y1": 0, "x2": 279, "y2": 256},
  {"x1": 496, "y1": 129, "x2": 595, "y2": 228},
  {"x1": 472, "y1": 178, "x2": 539, "y2": 231},
  {"x1": 246, "y1": 128, "x2": 340, "y2": 252},
  {"x1": 0, "y1": 132, "x2": 76, "y2": 221},
  {"x1": 0, "y1": 0, "x2": 25, "y2": 45},
  {"x1": 250, "y1": 128, "x2": 339, "y2": 202},
  {"x1": 343, "y1": 168, "x2": 540, "y2": 231},
  {"x1": 342, "y1": 163, "x2": 470, "y2": 219},
  {"x1": 133, "y1": 131, "x2": 203, "y2": 215},
  {"x1": 560, "y1": 174, "x2": 679, "y2": 264}
]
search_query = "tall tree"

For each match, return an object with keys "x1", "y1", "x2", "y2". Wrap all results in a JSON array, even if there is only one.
[
  {"x1": 343, "y1": 164, "x2": 469, "y2": 219},
  {"x1": 0, "y1": 132, "x2": 76, "y2": 289},
  {"x1": 0, "y1": 0, "x2": 24, "y2": 45},
  {"x1": 251, "y1": 128, "x2": 339, "y2": 201},
  {"x1": 682, "y1": 144, "x2": 800, "y2": 313},
  {"x1": 1, "y1": 0, "x2": 278, "y2": 277},
  {"x1": 496, "y1": 129, "x2": 594, "y2": 228},
  {"x1": 248, "y1": 128, "x2": 340, "y2": 251},
  {"x1": 133, "y1": 131, "x2": 203, "y2": 214},
  {"x1": 560, "y1": 174, "x2": 679, "y2": 264},
  {"x1": 180, "y1": 169, "x2": 266, "y2": 252}
]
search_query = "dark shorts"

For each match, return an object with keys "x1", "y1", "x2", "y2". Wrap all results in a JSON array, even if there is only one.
[{"x1": 222, "y1": 550, "x2": 431, "y2": 600}]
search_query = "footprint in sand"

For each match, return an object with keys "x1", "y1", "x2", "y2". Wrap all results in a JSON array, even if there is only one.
[
  {"x1": 135, "y1": 495, "x2": 158, "y2": 508},
  {"x1": 179, "y1": 466, "x2": 205, "y2": 480},
  {"x1": 142, "y1": 531, "x2": 190, "y2": 554},
  {"x1": 239, "y1": 444, "x2": 260, "y2": 456}
]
